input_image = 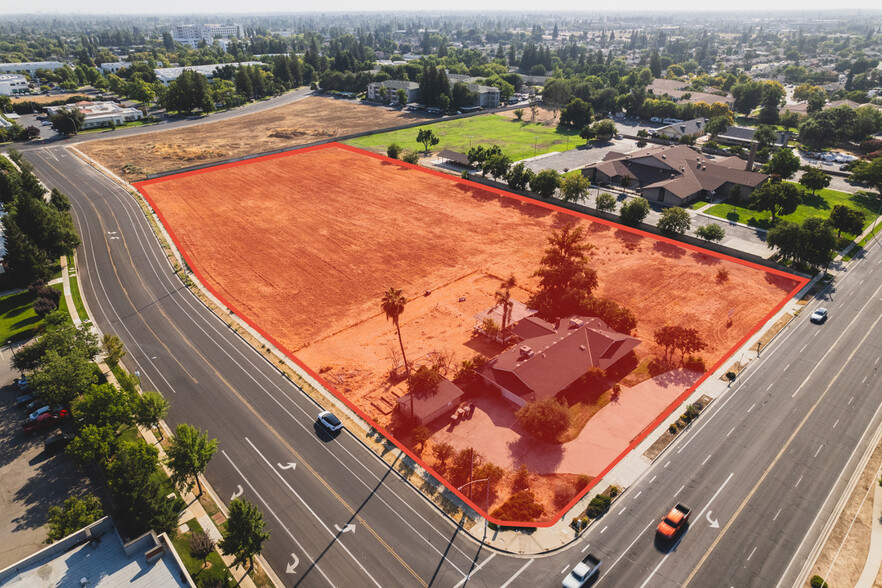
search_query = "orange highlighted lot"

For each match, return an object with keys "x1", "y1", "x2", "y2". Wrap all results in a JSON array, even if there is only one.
[{"x1": 136, "y1": 143, "x2": 805, "y2": 525}]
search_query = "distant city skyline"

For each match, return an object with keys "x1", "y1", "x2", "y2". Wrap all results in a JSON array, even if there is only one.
[{"x1": 2, "y1": 1, "x2": 881, "y2": 15}]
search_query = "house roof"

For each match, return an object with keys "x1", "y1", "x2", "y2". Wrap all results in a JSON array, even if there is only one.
[
  {"x1": 371, "y1": 80, "x2": 419, "y2": 90},
  {"x1": 479, "y1": 316, "x2": 641, "y2": 402},
  {"x1": 583, "y1": 144, "x2": 768, "y2": 203},
  {"x1": 467, "y1": 84, "x2": 499, "y2": 94},
  {"x1": 510, "y1": 316, "x2": 557, "y2": 340},
  {"x1": 657, "y1": 117, "x2": 707, "y2": 138},
  {"x1": 397, "y1": 378, "x2": 465, "y2": 421},
  {"x1": 717, "y1": 125, "x2": 791, "y2": 148},
  {"x1": 437, "y1": 149, "x2": 472, "y2": 166},
  {"x1": 474, "y1": 300, "x2": 536, "y2": 327}
]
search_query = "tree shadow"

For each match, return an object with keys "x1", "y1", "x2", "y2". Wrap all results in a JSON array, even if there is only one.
[
  {"x1": 614, "y1": 228, "x2": 644, "y2": 244},
  {"x1": 653, "y1": 240, "x2": 686, "y2": 259},
  {"x1": 691, "y1": 251, "x2": 721, "y2": 266},
  {"x1": 12, "y1": 450, "x2": 97, "y2": 532},
  {"x1": 764, "y1": 272, "x2": 803, "y2": 291},
  {"x1": 801, "y1": 191, "x2": 830, "y2": 210},
  {"x1": 506, "y1": 433, "x2": 564, "y2": 474}
]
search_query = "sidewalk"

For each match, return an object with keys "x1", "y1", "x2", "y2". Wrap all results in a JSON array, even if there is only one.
[
  {"x1": 59, "y1": 255, "x2": 279, "y2": 588},
  {"x1": 854, "y1": 468, "x2": 882, "y2": 588}
]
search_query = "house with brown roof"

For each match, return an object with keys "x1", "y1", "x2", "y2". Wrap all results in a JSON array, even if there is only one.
[
  {"x1": 478, "y1": 316, "x2": 641, "y2": 407},
  {"x1": 580, "y1": 144, "x2": 768, "y2": 206},
  {"x1": 397, "y1": 379, "x2": 466, "y2": 426}
]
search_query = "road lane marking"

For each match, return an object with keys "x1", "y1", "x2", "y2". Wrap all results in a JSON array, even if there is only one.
[
  {"x1": 747, "y1": 403, "x2": 755, "y2": 413},
  {"x1": 649, "y1": 475, "x2": 656, "y2": 484},
  {"x1": 727, "y1": 427, "x2": 736, "y2": 437},
  {"x1": 796, "y1": 475, "x2": 804, "y2": 488},
  {"x1": 601, "y1": 525, "x2": 608, "y2": 534},
  {"x1": 694, "y1": 473, "x2": 734, "y2": 523},
  {"x1": 244, "y1": 440, "x2": 388, "y2": 587},
  {"x1": 676, "y1": 484, "x2": 685, "y2": 497},
  {"x1": 638, "y1": 534, "x2": 685, "y2": 588},
  {"x1": 221, "y1": 451, "x2": 334, "y2": 587},
  {"x1": 581, "y1": 542, "x2": 591, "y2": 553},
  {"x1": 813, "y1": 330, "x2": 819, "y2": 337},
  {"x1": 815, "y1": 445, "x2": 824, "y2": 458},
  {"x1": 774, "y1": 508, "x2": 782, "y2": 521},
  {"x1": 849, "y1": 396, "x2": 855, "y2": 405},
  {"x1": 561, "y1": 565, "x2": 569, "y2": 574},
  {"x1": 619, "y1": 507, "x2": 627, "y2": 515},
  {"x1": 801, "y1": 344, "x2": 808, "y2": 353},
  {"x1": 501, "y1": 559, "x2": 534, "y2": 588},
  {"x1": 683, "y1": 303, "x2": 882, "y2": 587},
  {"x1": 635, "y1": 491, "x2": 642, "y2": 499},
  {"x1": 664, "y1": 461, "x2": 670, "y2": 468},
  {"x1": 747, "y1": 546, "x2": 757, "y2": 561},
  {"x1": 863, "y1": 376, "x2": 868, "y2": 384},
  {"x1": 451, "y1": 553, "x2": 495, "y2": 588},
  {"x1": 783, "y1": 363, "x2": 790, "y2": 372},
  {"x1": 701, "y1": 454, "x2": 711, "y2": 466},
  {"x1": 767, "y1": 383, "x2": 774, "y2": 391},
  {"x1": 834, "y1": 419, "x2": 840, "y2": 429},
  {"x1": 594, "y1": 522, "x2": 653, "y2": 586}
]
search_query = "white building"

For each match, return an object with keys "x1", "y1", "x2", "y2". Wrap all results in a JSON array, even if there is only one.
[
  {"x1": 46, "y1": 101, "x2": 144, "y2": 129},
  {"x1": 172, "y1": 24, "x2": 242, "y2": 49},
  {"x1": 0, "y1": 74, "x2": 29, "y2": 96},
  {"x1": 469, "y1": 84, "x2": 500, "y2": 108},
  {"x1": 153, "y1": 61, "x2": 264, "y2": 85},
  {"x1": 100, "y1": 61, "x2": 127, "y2": 74},
  {"x1": 366, "y1": 80, "x2": 419, "y2": 103},
  {"x1": 0, "y1": 61, "x2": 65, "y2": 77}
]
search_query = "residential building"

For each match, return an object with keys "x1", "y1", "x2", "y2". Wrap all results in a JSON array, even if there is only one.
[
  {"x1": 0, "y1": 61, "x2": 65, "y2": 77},
  {"x1": 172, "y1": 24, "x2": 242, "y2": 49},
  {"x1": 153, "y1": 61, "x2": 264, "y2": 85},
  {"x1": 100, "y1": 61, "x2": 127, "y2": 74},
  {"x1": 478, "y1": 316, "x2": 641, "y2": 407},
  {"x1": 0, "y1": 516, "x2": 193, "y2": 588},
  {"x1": 654, "y1": 117, "x2": 707, "y2": 140},
  {"x1": 468, "y1": 84, "x2": 500, "y2": 108},
  {"x1": 366, "y1": 80, "x2": 419, "y2": 104},
  {"x1": 716, "y1": 125, "x2": 792, "y2": 149},
  {"x1": 0, "y1": 74, "x2": 28, "y2": 96},
  {"x1": 46, "y1": 100, "x2": 144, "y2": 129},
  {"x1": 397, "y1": 379, "x2": 466, "y2": 425},
  {"x1": 581, "y1": 144, "x2": 768, "y2": 206}
]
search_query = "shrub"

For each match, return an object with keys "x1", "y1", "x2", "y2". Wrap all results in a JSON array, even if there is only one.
[
  {"x1": 401, "y1": 151, "x2": 420, "y2": 164},
  {"x1": 595, "y1": 192, "x2": 617, "y2": 213},
  {"x1": 516, "y1": 397, "x2": 571, "y2": 443},
  {"x1": 512, "y1": 463, "x2": 531, "y2": 493},
  {"x1": 461, "y1": 170, "x2": 469, "y2": 179},
  {"x1": 490, "y1": 490, "x2": 545, "y2": 522},
  {"x1": 716, "y1": 267, "x2": 729, "y2": 283},
  {"x1": 387, "y1": 143, "x2": 403, "y2": 159},
  {"x1": 809, "y1": 576, "x2": 829, "y2": 588},
  {"x1": 574, "y1": 474, "x2": 591, "y2": 493},
  {"x1": 683, "y1": 355, "x2": 707, "y2": 372},
  {"x1": 696, "y1": 223, "x2": 726, "y2": 242},
  {"x1": 619, "y1": 197, "x2": 650, "y2": 226},
  {"x1": 585, "y1": 494, "x2": 611, "y2": 518},
  {"x1": 684, "y1": 404, "x2": 699, "y2": 421},
  {"x1": 554, "y1": 483, "x2": 576, "y2": 509},
  {"x1": 669, "y1": 423, "x2": 678, "y2": 434}
]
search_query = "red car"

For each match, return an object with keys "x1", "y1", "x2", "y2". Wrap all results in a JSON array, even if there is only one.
[{"x1": 22, "y1": 410, "x2": 69, "y2": 435}]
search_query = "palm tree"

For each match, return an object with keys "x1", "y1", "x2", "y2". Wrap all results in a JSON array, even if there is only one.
[
  {"x1": 494, "y1": 275, "x2": 517, "y2": 343},
  {"x1": 381, "y1": 286, "x2": 410, "y2": 377}
]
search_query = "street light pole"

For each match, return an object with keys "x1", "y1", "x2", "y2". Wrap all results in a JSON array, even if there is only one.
[{"x1": 458, "y1": 477, "x2": 491, "y2": 540}]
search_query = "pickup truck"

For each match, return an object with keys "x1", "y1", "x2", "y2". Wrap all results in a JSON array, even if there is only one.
[
  {"x1": 657, "y1": 503, "x2": 691, "y2": 539},
  {"x1": 562, "y1": 553, "x2": 601, "y2": 588}
]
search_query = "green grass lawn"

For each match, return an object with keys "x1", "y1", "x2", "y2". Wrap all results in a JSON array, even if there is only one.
[
  {"x1": 345, "y1": 113, "x2": 582, "y2": 161},
  {"x1": 690, "y1": 200, "x2": 710, "y2": 210},
  {"x1": 172, "y1": 518, "x2": 234, "y2": 587},
  {"x1": 0, "y1": 290, "x2": 41, "y2": 344},
  {"x1": 705, "y1": 184, "x2": 879, "y2": 237}
]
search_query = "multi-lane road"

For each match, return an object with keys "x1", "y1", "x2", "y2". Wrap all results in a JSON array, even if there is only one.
[{"x1": 20, "y1": 139, "x2": 882, "y2": 587}]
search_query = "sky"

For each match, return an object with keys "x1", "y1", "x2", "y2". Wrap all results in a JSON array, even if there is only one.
[{"x1": 2, "y1": 1, "x2": 881, "y2": 14}]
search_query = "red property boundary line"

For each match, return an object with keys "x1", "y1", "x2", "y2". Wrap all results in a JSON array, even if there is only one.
[{"x1": 134, "y1": 142, "x2": 810, "y2": 528}]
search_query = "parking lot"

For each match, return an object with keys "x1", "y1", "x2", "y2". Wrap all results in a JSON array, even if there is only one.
[{"x1": 0, "y1": 344, "x2": 100, "y2": 568}]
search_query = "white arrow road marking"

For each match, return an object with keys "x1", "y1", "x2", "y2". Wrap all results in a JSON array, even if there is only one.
[
  {"x1": 231, "y1": 485, "x2": 243, "y2": 501},
  {"x1": 286, "y1": 553, "x2": 299, "y2": 574},
  {"x1": 277, "y1": 462, "x2": 296, "y2": 470},
  {"x1": 706, "y1": 511, "x2": 719, "y2": 529},
  {"x1": 335, "y1": 524, "x2": 356, "y2": 534}
]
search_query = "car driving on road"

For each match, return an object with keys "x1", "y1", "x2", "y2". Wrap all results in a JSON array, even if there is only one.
[
  {"x1": 810, "y1": 308, "x2": 828, "y2": 323},
  {"x1": 562, "y1": 553, "x2": 602, "y2": 587},
  {"x1": 318, "y1": 410, "x2": 343, "y2": 432}
]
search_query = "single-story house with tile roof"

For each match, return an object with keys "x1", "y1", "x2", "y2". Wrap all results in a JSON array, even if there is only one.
[
  {"x1": 655, "y1": 117, "x2": 708, "y2": 140},
  {"x1": 715, "y1": 125, "x2": 792, "y2": 148},
  {"x1": 580, "y1": 144, "x2": 768, "y2": 206},
  {"x1": 478, "y1": 316, "x2": 641, "y2": 407},
  {"x1": 397, "y1": 378, "x2": 465, "y2": 426}
]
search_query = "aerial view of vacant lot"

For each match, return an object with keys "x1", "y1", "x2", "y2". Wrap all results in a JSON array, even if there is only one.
[
  {"x1": 80, "y1": 96, "x2": 425, "y2": 179},
  {"x1": 135, "y1": 143, "x2": 804, "y2": 523}
]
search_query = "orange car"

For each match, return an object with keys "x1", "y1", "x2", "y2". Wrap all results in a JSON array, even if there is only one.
[{"x1": 657, "y1": 503, "x2": 691, "y2": 539}]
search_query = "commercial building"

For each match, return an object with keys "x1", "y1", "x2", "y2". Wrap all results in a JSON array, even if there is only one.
[
  {"x1": 654, "y1": 117, "x2": 707, "y2": 140},
  {"x1": 46, "y1": 100, "x2": 144, "y2": 129},
  {"x1": 100, "y1": 61, "x2": 127, "y2": 74},
  {"x1": 366, "y1": 80, "x2": 419, "y2": 103},
  {"x1": 716, "y1": 125, "x2": 792, "y2": 149},
  {"x1": 0, "y1": 517, "x2": 193, "y2": 588},
  {"x1": 0, "y1": 74, "x2": 29, "y2": 96},
  {"x1": 467, "y1": 84, "x2": 501, "y2": 108},
  {"x1": 154, "y1": 61, "x2": 264, "y2": 85},
  {"x1": 172, "y1": 24, "x2": 242, "y2": 49},
  {"x1": 581, "y1": 144, "x2": 768, "y2": 207},
  {"x1": 0, "y1": 61, "x2": 65, "y2": 77}
]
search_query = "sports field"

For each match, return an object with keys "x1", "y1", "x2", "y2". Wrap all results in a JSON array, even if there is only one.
[
  {"x1": 345, "y1": 111, "x2": 581, "y2": 160},
  {"x1": 135, "y1": 144, "x2": 804, "y2": 524}
]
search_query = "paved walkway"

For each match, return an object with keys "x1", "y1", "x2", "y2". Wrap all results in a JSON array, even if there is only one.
[{"x1": 854, "y1": 467, "x2": 882, "y2": 587}]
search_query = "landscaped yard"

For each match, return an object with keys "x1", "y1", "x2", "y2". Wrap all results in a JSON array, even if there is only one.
[
  {"x1": 345, "y1": 113, "x2": 581, "y2": 160},
  {"x1": 171, "y1": 518, "x2": 233, "y2": 587},
  {"x1": 705, "y1": 183, "x2": 879, "y2": 237},
  {"x1": 0, "y1": 290, "x2": 41, "y2": 343}
]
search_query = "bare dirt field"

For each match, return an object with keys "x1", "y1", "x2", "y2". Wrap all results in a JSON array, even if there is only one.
[
  {"x1": 80, "y1": 96, "x2": 425, "y2": 179},
  {"x1": 10, "y1": 93, "x2": 86, "y2": 104},
  {"x1": 136, "y1": 144, "x2": 804, "y2": 522}
]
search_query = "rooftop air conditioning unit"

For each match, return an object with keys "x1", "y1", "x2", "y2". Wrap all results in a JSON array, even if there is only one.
[
  {"x1": 569, "y1": 318, "x2": 584, "y2": 329},
  {"x1": 519, "y1": 345, "x2": 534, "y2": 358}
]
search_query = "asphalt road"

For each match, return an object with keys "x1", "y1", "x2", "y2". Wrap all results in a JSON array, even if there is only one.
[{"x1": 22, "y1": 141, "x2": 882, "y2": 588}]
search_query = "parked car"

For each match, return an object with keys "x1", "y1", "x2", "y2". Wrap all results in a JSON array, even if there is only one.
[
  {"x1": 317, "y1": 410, "x2": 343, "y2": 432},
  {"x1": 22, "y1": 410, "x2": 68, "y2": 435},
  {"x1": 14, "y1": 393, "x2": 34, "y2": 407},
  {"x1": 810, "y1": 308, "x2": 828, "y2": 323},
  {"x1": 44, "y1": 433, "x2": 74, "y2": 453},
  {"x1": 17, "y1": 377, "x2": 29, "y2": 391},
  {"x1": 650, "y1": 117, "x2": 662, "y2": 123},
  {"x1": 28, "y1": 406, "x2": 51, "y2": 421}
]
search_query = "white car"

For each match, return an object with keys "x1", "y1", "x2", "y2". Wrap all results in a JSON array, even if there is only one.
[
  {"x1": 317, "y1": 410, "x2": 343, "y2": 432},
  {"x1": 28, "y1": 406, "x2": 51, "y2": 421},
  {"x1": 810, "y1": 308, "x2": 828, "y2": 323},
  {"x1": 562, "y1": 553, "x2": 601, "y2": 588}
]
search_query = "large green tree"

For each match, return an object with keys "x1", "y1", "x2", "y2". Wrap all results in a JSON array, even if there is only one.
[
  {"x1": 30, "y1": 350, "x2": 97, "y2": 405},
  {"x1": 167, "y1": 424, "x2": 218, "y2": 496},
  {"x1": 381, "y1": 287, "x2": 409, "y2": 379},
  {"x1": 528, "y1": 224, "x2": 597, "y2": 322},
  {"x1": 219, "y1": 498, "x2": 271, "y2": 570},
  {"x1": 529, "y1": 168, "x2": 561, "y2": 198},
  {"x1": 73, "y1": 383, "x2": 133, "y2": 430},
  {"x1": 560, "y1": 171, "x2": 591, "y2": 203},
  {"x1": 799, "y1": 167, "x2": 831, "y2": 194},
  {"x1": 657, "y1": 207, "x2": 691, "y2": 236},
  {"x1": 749, "y1": 181, "x2": 803, "y2": 222},
  {"x1": 763, "y1": 149, "x2": 801, "y2": 179},
  {"x1": 828, "y1": 204, "x2": 865, "y2": 237},
  {"x1": 619, "y1": 197, "x2": 650, "y2": 226},
  {"x1": 850, "y1": 158, "x2": 882, "y2": 199},
  {"x1": 46, "y1": 494, "x2": 104, "y2": 543},
  {"x1": 49, "y1": 107, "x2": 85, "y2": 135},
  {"x1": 134, "y1": 391, "x2": 170, "y2": 440}
]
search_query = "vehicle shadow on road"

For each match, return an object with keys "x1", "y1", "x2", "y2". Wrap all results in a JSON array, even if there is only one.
[{"x1": 653, "y1": 523, "x2": 689, "y2": 554}]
